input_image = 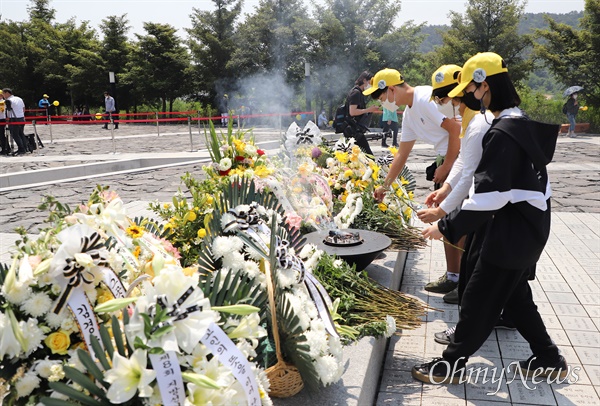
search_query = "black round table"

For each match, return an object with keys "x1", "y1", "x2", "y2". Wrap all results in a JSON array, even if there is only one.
[{"x1": 303, "y1": 229, "x2": 392, "y2": 271}]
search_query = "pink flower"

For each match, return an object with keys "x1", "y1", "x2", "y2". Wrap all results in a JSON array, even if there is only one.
[
  {"x1": 285, "y1": 213, "x2": 302, "y2": 231},
  {"x1": 311, "y1": 147, "x2": 322, "y2": 159}
]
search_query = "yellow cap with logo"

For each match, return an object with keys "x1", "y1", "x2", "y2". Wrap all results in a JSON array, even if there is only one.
[
  {"x1": 431, "y1": 65, "x2": 462, "y2": 90},
  {"x1": 448, "y1": 52, "x2": 508, "y2": 98},
  {"x1": 363, "y1": 68, "x2": 404, "y2": 96}
]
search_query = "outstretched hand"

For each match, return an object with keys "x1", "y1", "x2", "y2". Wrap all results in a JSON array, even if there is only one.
[{"x1": 422, "y1": 223, "x2": 443, "y2": 240}]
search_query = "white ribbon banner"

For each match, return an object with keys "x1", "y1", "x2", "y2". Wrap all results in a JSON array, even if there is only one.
[
  {"x1": 149, "y1": 351, "x2": 186, "y2": 406},
  {"x1": 201, "y1": 322, "x2": 261, "y2": 406},
  {"x1": 68, "y1": 289, "x2": 102, "y2": 360}
]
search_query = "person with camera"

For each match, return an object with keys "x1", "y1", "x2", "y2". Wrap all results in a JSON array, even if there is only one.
[{"x1": 2, "y1": 88, "x2": 28, "y2": 155}]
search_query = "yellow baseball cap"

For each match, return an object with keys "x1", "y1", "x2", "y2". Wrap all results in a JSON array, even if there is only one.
[
  {"x1": 363, "y1": 68, "x2": 404, "y2": 96},
  {"x1": 430, "y1": 64, "x2": 462, "y2": 100},
  {"x1": 43, "y1": 94, "x2": 49, "y2": 98},
  {"x1": 448, "y1": 52, "x2": 508, "y2": 98}
]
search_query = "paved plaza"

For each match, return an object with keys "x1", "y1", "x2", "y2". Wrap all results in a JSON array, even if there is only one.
[{"x1": 1, "y1": 122, "x2": 599, "y2": 405}]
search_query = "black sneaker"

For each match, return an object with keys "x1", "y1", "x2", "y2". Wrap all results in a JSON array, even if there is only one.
[
  {"x1": 443, "y1": 287, "x2": 459, "y2": 304},
  {"x1": 495, "y1": 317, "x2": 517, "y2": 330},
  {"x1": 425, "y1": 273, "x2": 458, "y2": 293},
  {"x1": 518, "y1": 355, "x2": 568, "y2": 380},
  {"x1": 412, "y1": 357, "x2": 465, "y2": 384},
  {"x1": 381, "y1": 143, "x2": 389, "y2": 148},
  {"x1": 434, "y1": 325, "x2": 456, "y2": 345}
]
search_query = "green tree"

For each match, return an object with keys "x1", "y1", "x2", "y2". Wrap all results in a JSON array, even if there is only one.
[
  {"x1": 432, "y1": 0, "x2": 532, "y2": 83},
  {"x1": 100, "y1": 15, "x2": 133, "y2": 111},
  {"x1": 187, "y1": 0, "x2": 242, "y2": 106},
  {"x1": 229, "y1": 0, "x2": 312, "y2": 84},
  {"x1": 27, "y1": 0, "x2": 55, "y2": 23},
  {"x1": 123, "y1": 23, "x2": 191, "y2": 112},
  {"x1": 535, "y1": 0, "x2": 600, "y2": 106}
]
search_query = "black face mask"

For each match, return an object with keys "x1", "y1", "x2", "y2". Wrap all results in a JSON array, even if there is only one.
[{"x1": 462, "y1": 91, "x2": 481, "y2": 111}]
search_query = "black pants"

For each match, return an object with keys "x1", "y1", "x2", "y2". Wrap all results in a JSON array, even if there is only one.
[
  {"x1": 9, "y1": 119, "x2": 27, "y2": 152},
  {"x1": 444, "y1": 256, "x2": 560, "y2": 365},
  {"x1": 103, "y1": 111, "x2": 118, "y2": 128},
  {"x1": 344, "y1": 126, "x2": 373, "y2": 155},
  {"x1": 0, "y1": 120, "x2": 9, "y2": 153},
  {"x1": 382, "y1": 121, "x2": 398, "y2": 145}
]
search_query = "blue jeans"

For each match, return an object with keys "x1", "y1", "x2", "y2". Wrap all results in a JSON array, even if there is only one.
[{"x1": 567, "y1": 113, "x2": 576, "y2": 132}]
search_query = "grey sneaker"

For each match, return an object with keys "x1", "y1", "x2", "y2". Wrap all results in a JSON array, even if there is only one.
[
  {"x1": 425, "y1": 273, "x2": 458, "y2": 293},
  {"x1": 434, "y1": 325, "x2": 456, "y2": 345},
  {"x1": 443, "y1": 287, "x2": 459, "y2": 304}
]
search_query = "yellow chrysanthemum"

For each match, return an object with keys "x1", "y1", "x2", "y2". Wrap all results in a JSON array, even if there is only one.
[
  {"x1": 390, "y1": 146, "x2": 398, "y2": 154},
  {"x1": 378, "y1": 202, "x2": 388, "y2": 212},
  {"x1": 401, "y1": 176, "x2": 409, "y2": 185},
  {"x1": 254, "y1": 165, "x2": 273, "y2": 178},
  {"x1": 351, "y1": 145, "x2": 361, "y2": 155},
  {"x1": 206, "y1": 195, "x2": 214, "y2": 205},
  {"x1": 125, "y1": 224, "x2": 144, "y2": 239},
  {"x1": 341, "y1": 192, "x2": 348, "y2": 203},
  {"x1": 344, "y1": 169, "x2": 354, "y2": 178},
  {"x1": 197, "y1": 228, "x2": 207, "y2": 238},
  {"x1": 404, "y1": 207, "x2": 412, "y2": 217},
  {"x1": 233, "y1": 139, "x2": 246, "y2": 153},
  {"x1": 409, "y1": 191, "x2": 414, "y2": 200},
  {"x1": 335, "y1": 151, "x2": 349, "y2": 164},
  {"x1": 163, "y1": 203, "x2": 170, "y2": 209},
  {"x1": 133, "y1": 246, "x2": 141, "y2": 258}
]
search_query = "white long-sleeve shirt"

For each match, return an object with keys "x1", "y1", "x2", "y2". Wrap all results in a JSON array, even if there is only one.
[{"x1": 439, "y1": 111, "x2": 493, "y2": 214}]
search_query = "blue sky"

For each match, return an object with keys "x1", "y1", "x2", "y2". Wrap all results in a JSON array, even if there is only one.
[{"x1": 0, "y1": 0, "x2": 586, "y2": 37}]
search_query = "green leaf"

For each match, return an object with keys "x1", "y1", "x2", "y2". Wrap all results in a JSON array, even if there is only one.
[
  {"x1": 76, "y1": 349, "x2": 109, "y2": 388},
  {"x1": 63, "y1": 366, "x2": 109, "y2": 401},
  {"x1": 111, "y1": 316, "x2": 126, "y2": 356},
  {"x1": 47, "y1": 381, "x2": 105, "y2": 406},
  {"x1": 39, "y1": 398, "x2": 82, "y2": 406},
  {"x1": 90, "y1": 335, "x2": 110, "y2": 371}
]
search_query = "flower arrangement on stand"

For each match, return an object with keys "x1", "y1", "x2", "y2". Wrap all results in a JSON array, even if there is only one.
[{"x1": 0, "y1": 186, "x2": 271, "y2": 405}]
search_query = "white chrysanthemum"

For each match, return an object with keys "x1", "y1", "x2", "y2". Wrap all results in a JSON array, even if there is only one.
[
  {"x1": 44, "y1": 311, "x2": 63, "y2": 329},
  {"x1": 385, "y1": 315, "x2": 397, "y2": 338},
  {"x1": 3, "y1": 282, "x2": 32, "y2": 305},
  {"x1": 304, "y1": 300, "x2": 318, "y2": 320},
  {"x1": 304, "y1": 329, "x2": 328, "y2": 358},
  {"x1": 36, "y1": 359, "x2": 58, "y2": 378},
  {"x1": 222, "y1": 251, "x2": 246, "y2": 271},
  {"x1": 20, "y1": 291, "x2": 52, "y2": 318},
  {"x1": 15, "y1": 372, "x2": 40, "y2": 399},
  {"x1": 48, "y1": 364, "x2": 65, "y2": 382},
  {"x1": 276, "y1": 267, "x2": 297, "y2": 289},
  {"x1": 314, "y1": 355, "x2": 342, "y2": 386},
  {"x1": 21, "y1": 318, "x2": 45, "y2": 357},
  {"x1": 242, "y1": 261, "x2": 261, "y2": 279},
  {"x1": 212, "y1": 236, "x2": 243, "y2": 259},
  {"x1": 61, "y1": 317, "x2": 77, "y2": 333},
  {"x1": 333, "y1": 259, "x2": 344, "y2": 269},
  {"x1": 328, "y1": 335, "x2": 343, "y2": 358}
]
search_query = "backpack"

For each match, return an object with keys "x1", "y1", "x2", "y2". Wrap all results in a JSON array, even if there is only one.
[
  {"x1": 562, "y1": 102, "x2": 568, "y2": 114},
  {"x1": 332, "y1": 103, "x2": 349, "y2": 134}
]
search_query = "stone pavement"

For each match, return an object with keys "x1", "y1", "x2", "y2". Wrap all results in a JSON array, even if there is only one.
[{"x1": 1, "y1": 122, "x2": 599, "y2": 405}]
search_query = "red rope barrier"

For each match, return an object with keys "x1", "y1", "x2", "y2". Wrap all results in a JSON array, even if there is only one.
[{"x1": 7, "y1": 111, "x2": 316, "y2": 126}]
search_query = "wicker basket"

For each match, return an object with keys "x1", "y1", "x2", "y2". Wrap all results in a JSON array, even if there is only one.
[{"x1": 263, "y1": 260, "x2": 304, "y2": 398}]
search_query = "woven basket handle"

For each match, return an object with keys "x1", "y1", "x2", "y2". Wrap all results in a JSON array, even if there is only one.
[{"x1": 262, "y1": 259, "x2": 284, "y2": 364}]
